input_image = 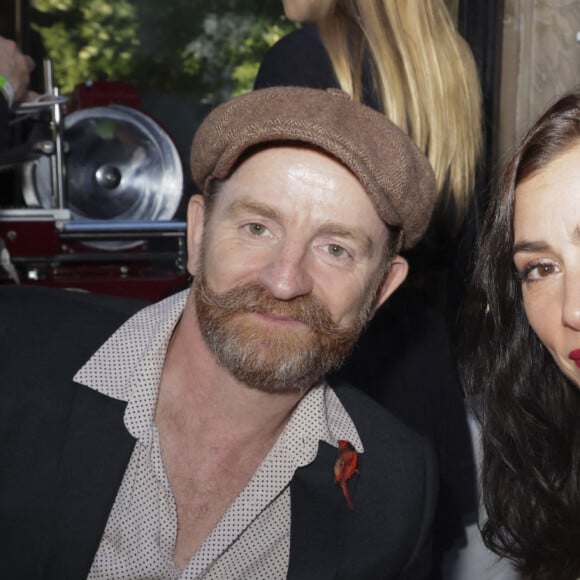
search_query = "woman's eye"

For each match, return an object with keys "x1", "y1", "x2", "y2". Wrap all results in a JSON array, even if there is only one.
[
  {"x1": 534, "y1": 264, "x2": 556, "y2": 278},
  {"x1": 519, "y1": 262, "x2": 559, "y2": 281}
]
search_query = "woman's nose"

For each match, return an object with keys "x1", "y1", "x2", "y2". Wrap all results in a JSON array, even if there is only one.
[
  {"x1": 562, "y1": 270, "x2": 580, "y2": 330},
  {"x1": 257, "y1": 242, "x2": 314, "y2": 300}
]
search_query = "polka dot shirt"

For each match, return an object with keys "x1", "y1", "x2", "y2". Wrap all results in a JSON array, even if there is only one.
[{"x1": 74, "y1": 290, "x2": 363, "y2": 579}]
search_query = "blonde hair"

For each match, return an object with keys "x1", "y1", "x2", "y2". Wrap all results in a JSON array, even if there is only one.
[{"x1": 318, "y1": 0, "x2": 482, "y2": 225}]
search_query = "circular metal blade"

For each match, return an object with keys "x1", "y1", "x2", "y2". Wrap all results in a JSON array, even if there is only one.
[{"x1": 22, "y1": 105, "x2": 184, "y2": 249}]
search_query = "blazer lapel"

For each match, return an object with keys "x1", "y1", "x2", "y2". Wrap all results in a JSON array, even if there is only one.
[
  {"x1": 287, "y1": 441, "x2": 359, "y2": 580},
  {"x1": 42, "y1": 385, "x2": 136, "y2": 579}
]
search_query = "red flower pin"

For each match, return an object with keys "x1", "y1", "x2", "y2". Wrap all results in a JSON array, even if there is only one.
[{"x1": 334, "y1": 439, "x2": 358, "y2": 511}]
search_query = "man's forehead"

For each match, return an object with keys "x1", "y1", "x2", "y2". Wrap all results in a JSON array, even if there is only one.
[
  {"x1": 221, "y1": 146, "x2": 372, "y2": 204},
  {"x1": 231, "y1": 143, "x2": 354, "y2": 179}
]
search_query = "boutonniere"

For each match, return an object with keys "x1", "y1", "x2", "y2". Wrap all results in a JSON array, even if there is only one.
[{"x1": 334, "y1": 440, "x2": 358, "y2": 511}]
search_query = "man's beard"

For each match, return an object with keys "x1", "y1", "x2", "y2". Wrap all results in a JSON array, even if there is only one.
[{"x1": 193, "y1": 275, "x2": 374, "y2": 394}]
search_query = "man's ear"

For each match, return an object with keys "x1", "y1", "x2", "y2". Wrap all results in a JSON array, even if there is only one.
[
  {"x1": 372, "y1": 255, "x2": 409, "y2": 314},
  {"x1": 186, "y1": 194, "x2": 205, "y2": 276}
]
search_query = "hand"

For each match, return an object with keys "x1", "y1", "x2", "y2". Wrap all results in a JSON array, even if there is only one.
[{"x1": 0, "y1": 35, "x2": 36, "y2": 104}]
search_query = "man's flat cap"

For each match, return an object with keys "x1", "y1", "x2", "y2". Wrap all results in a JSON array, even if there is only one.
[{"x1": 190, "y1": 86, "x2": 437, "y2": 249}]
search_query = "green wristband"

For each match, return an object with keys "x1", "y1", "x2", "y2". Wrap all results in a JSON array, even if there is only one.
[{"x1": 0, "y1": 75, "x2": 15, "y2": 108}]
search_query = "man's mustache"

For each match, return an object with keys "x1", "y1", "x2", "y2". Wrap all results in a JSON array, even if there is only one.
[{"x1": 195, "y1": 280, "x2": 340, "y2": 335}]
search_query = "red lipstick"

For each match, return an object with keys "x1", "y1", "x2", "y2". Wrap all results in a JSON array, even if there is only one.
[{"x1": 568, "y1": 349, "x2": 580, "y2": 368}]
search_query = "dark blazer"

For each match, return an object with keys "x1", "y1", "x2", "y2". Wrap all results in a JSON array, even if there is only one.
[{"x1": 0, "y1": 286, "x2": 437, "y2": 580}]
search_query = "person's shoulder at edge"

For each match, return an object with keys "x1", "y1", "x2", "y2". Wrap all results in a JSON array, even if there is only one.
[
  {"x1": 0, "y1": 284, "x2": 149, "y2": 317},
  {"x1": 0, "y1": 285, "x2": 149, "y2": 366},
  {"x1": 254, "y1": 24, "x2": 338, "y2": 91}
]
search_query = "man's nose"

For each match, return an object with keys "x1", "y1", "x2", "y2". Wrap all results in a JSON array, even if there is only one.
[
  {"x1": 257, "y1": 242, "x2": 314, "y2": 300},
  {"x1": 562, "y1": 270, "x2": 580, "y2": 330}
]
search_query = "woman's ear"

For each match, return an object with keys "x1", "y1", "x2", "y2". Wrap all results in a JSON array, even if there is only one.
[
  {"x1": 372, "y1": 255, "x2": 409, "y2": 314},
  {"x1": 186, "y1": 194, "x2": 205, "y2": 276}
]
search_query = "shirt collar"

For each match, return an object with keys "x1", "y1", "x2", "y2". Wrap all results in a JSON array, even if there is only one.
[
  {"x1": 280, "y1": 383, "x2": 363, "y2": 461},
  {"x1": 74, "y1": 289, "x2": 187, "y2": 400}
]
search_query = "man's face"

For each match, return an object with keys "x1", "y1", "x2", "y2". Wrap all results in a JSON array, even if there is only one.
[{"x1": 187, "y1": 146, "x2": 408, "y2": 393}]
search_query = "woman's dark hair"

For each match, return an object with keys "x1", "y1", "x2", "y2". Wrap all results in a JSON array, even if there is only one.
[{"x1": 461, "y1": 89, "x2": 580, "y2": 579}]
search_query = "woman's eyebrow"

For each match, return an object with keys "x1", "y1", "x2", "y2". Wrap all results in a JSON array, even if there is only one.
[
  {"x1": 512, "y1": 240, "x2": 551, "y2": 255},
  {"x1": 513, "y1": 224, "x2": 580, "y2": 255}
]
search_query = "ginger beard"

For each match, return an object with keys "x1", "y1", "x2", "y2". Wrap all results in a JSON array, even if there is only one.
[{"x1": 193, "y1": 274, "x2": 379, "y2": 394}]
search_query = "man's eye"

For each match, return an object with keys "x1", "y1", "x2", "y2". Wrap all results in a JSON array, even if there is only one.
[
  {"x1": 245, "y1": 223, "x2": 268, "y2": 236},
  {"x1": 326, "y1": 244, "x2": 348, "y2": 258}
]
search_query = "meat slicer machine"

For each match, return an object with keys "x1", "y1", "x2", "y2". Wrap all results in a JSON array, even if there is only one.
[{"x1": 0, "y1": 68, "x2": 188, "y2": 301}]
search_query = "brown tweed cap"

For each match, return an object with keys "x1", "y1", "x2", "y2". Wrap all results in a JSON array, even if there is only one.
[{"x1": 190, "y1": 86, "x2": 437, "y2": 249}]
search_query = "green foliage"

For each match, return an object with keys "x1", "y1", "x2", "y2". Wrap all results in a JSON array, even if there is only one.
[
  {"x1": 33, "y1": 0, "x2": 139, "y2": 94},
  {"x1": 31, "y1": 0, "x2": 296, "y2": 103},
  {"x1": 183, "y1": 13, "x2": 295, "y2": 103}
]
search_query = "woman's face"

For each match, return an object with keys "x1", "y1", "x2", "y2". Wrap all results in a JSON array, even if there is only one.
[
  {"x1": 282, "y1": 0, "x2": 335, "y2": 22},
  {"x1": 513, "y1": 143, "x2": 580, "y2": 387}
]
